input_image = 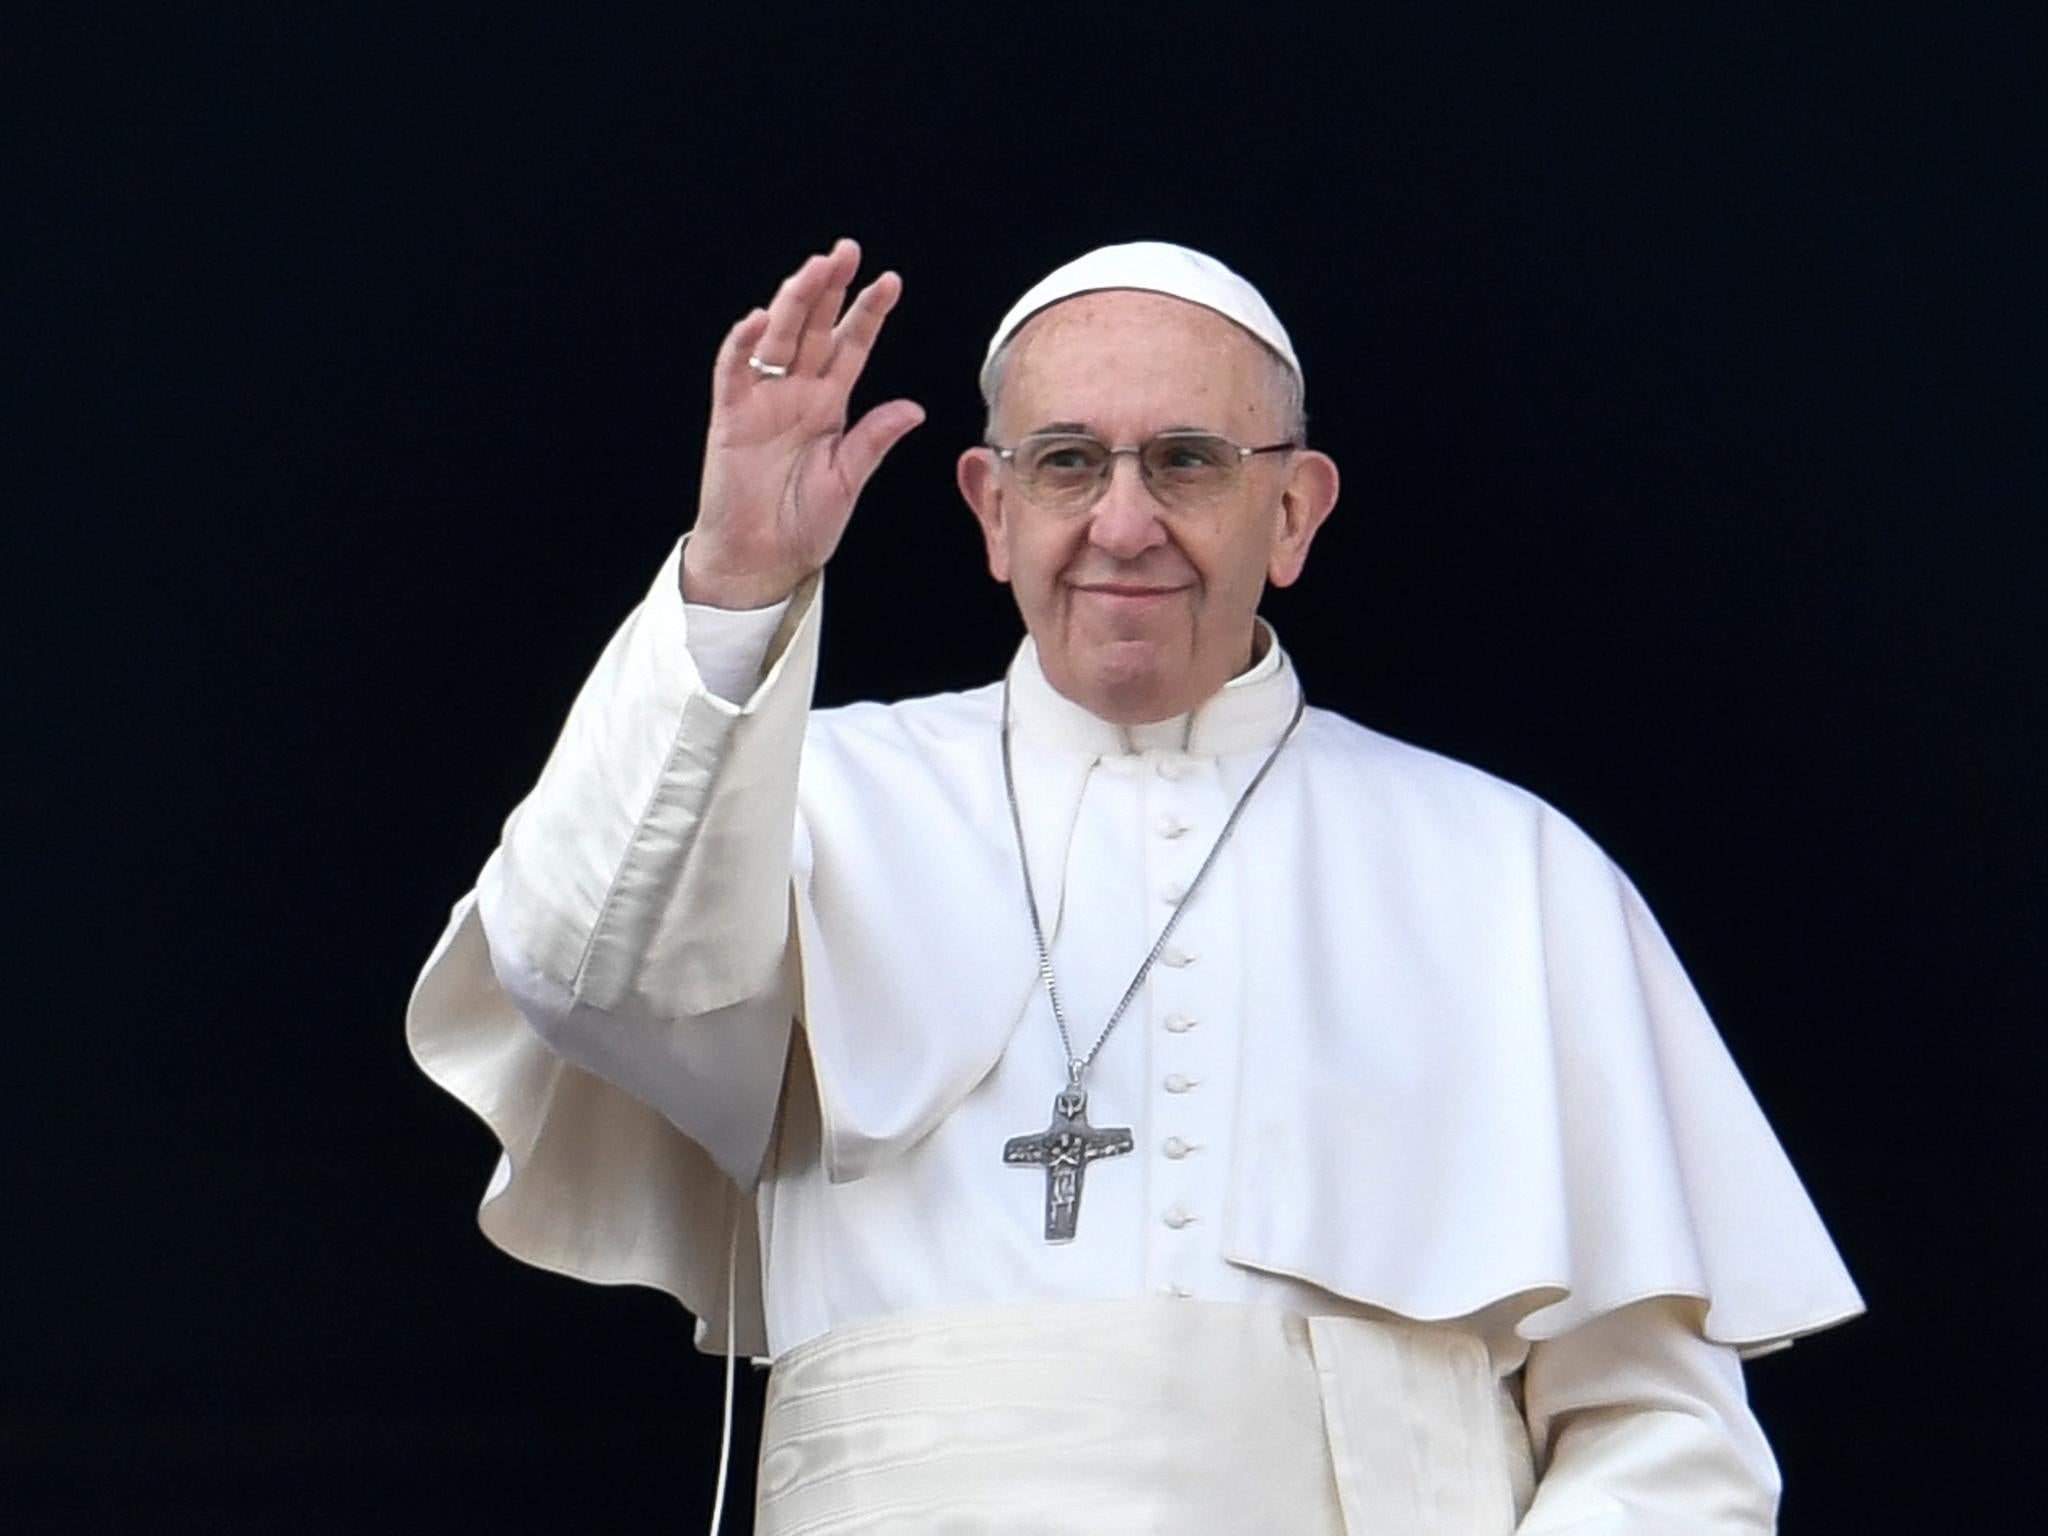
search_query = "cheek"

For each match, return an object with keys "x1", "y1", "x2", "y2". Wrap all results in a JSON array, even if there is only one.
[
  {"x1": 1015, "y1": 521, "x2": 1082, "y2": 595},
  {"x1": 1189, "y1": 523, "x2": 1272, "y2": 608}
]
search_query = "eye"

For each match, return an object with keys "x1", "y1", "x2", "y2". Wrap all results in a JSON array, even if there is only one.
[
  {"x1": 1149, "y1": 435, "x2": 1235, "y2": 476},
  {"x1": 1024, "y1": 437, "x2": 1106, "y2": 477}
]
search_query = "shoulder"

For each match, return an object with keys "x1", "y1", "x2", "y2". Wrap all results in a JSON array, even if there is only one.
[
  {"x1": 804, "y1": 678, "x2": 1004, "y2": 765},
  {"x1": 1294, "y1": 705, "x2": 1544, "y2": 813},
  {"x1": 1291, "y1": 705, "x2": 1614, "y2": 863}
]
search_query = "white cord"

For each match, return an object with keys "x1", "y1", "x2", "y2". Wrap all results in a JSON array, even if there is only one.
[{"x1": 705, "y1": 1211, "x2": 740, "y2": 1533}]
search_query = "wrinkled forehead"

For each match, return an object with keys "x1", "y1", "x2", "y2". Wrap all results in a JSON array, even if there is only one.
[{"x1": 993, "y1": 292, "x2": 1284, "y2": 433}]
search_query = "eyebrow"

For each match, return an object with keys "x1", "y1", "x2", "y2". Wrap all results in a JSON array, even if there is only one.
[{"x1": 1023, "y1": 422, "x2": 1221, "y2": 438}]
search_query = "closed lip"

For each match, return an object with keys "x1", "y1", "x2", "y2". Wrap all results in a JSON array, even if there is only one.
[{"x1": 1073, "y1": 583, "x2": 1188, "y2": 598}]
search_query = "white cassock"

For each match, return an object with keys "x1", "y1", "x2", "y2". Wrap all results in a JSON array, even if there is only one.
[{"x1": 408, "y1": 540, "x2": 1863, "y2": 1534}]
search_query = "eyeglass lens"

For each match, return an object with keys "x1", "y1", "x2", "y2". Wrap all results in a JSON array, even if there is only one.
[{"x1": 1016, "y1": 434, "x2": 1243, "y2": 507}]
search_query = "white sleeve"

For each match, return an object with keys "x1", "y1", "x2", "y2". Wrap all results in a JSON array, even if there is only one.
[
  {"x1": 473, "y1": 538, "x2": 823, "y2": 1188},
  {"x1": 685, "y1": 594, "x2": 791, "y2": 705},
  {"x1": 1516, "y1": 1297, "x2": 1782, "y2": 1534}
]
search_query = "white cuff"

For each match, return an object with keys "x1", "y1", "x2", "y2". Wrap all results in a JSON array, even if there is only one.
[{"x1": 685, "y1": 596, "x2": 792, "y2": 705}]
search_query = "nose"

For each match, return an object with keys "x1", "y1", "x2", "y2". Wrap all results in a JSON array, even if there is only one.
[{"x1": 1086, "y1": 455, "x2": 1168, "y2": 560}]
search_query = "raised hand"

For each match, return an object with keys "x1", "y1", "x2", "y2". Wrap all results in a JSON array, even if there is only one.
[{"x1": 683, "y1": 238, "x2": 925, "y2": 608}]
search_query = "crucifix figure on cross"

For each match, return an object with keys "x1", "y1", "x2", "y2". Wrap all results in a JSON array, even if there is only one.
[{"x1": 1003, "y1": 1084, "x2": 1135, "y2": 1242}]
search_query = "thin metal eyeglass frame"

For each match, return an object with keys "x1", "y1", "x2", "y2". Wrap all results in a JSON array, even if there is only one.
[{"x1": 985, "y1": 431, "x2": 1300, "y2": 509}]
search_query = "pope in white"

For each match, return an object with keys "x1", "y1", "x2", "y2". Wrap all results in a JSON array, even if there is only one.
[{"x1": 408, "y1": 237, "x2": 1863, "y2": 1533}]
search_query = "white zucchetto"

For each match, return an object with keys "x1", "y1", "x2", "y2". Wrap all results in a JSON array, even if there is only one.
[{"x1": 979, "y1": 241, "x2": 1302, "y2": 399}]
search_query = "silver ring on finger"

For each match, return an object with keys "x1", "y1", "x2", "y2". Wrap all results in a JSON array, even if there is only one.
[{"x1": 747, "y1": 353, "x2": 791, "y2": 379}]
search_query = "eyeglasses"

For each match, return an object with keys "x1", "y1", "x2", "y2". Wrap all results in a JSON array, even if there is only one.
[{"x1": 986, "y1": 430, "x2": 1298, "y2": 511}]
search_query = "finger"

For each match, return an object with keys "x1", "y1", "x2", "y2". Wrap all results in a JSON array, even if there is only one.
[
  {"x1": 752, "y1": 246, "x2": 845, "y2": 375},
  {"x1": 711, "y1": 308, "x2": 772, "y2": 405},
  {"x1": 833, "y1": 397, "x2": 926, "y2": 497},
  {"x1": 825, "y1": 270, "x2": 904, "y2": 387},
  {"x1": 793, "y1": 238, "x2": 860, "y2": 376}
]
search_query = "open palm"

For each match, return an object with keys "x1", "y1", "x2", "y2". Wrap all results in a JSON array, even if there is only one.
[{"x1": 686, "y1": 239, "x2": 925, "y2": 608}]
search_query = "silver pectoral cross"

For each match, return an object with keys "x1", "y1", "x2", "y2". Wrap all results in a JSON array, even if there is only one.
[{"x1": 1003, "y1": 1085, "x2": 1134, "y2": 1242}]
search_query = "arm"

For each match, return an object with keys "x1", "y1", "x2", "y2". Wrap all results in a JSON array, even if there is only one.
[
  {"x1": 475, "y1": 239, "x2": 924, "y2": 1185},
  {"x1": 1516, "y1": 1297, "x2": 1781, "y2": 1535},
  {"x1": 474, "y1": 546, "x2": 817, "y2": 1185}
]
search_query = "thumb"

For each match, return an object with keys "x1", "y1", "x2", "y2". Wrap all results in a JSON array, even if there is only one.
[{"x1": 835, "y1": 399, "x2": 926, "y2": 496}]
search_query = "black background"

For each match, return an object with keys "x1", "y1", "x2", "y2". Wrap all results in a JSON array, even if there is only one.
[{"x1": 13, "y1": 5, "x2": 2039, "y2": 1532}]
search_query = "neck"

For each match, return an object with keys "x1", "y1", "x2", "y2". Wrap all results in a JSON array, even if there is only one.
[{"x1": 1009, "y1": 620, "x2": 1294, "y2": 759}]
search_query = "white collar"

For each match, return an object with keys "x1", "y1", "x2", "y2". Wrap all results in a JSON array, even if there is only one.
[{"x1": 1005, "y1": 619, "x2": 1300, "y2": 758}]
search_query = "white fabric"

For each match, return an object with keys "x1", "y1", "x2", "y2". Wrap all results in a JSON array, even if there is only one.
[
  {"x1": 405, "y1": 537, "x2": 1862, "y2": 1526},
  {"x1": 681, "y1": 593, "x2": 789, "y2": 703},
  {"x1": 980, "y1": 240, "x2": 1303, "y2": 396},
  {"x1": 754, "y1": 1296, "x2": 1529, "y2": 1535},
  {"x1": 1516, "y1": 1297, "x2": 1780, "y2": 1533}
]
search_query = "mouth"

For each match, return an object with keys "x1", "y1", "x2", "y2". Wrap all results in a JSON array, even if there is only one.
[{"x1": 1072, "y1": 583, "x2": 1189, "y2": 602}]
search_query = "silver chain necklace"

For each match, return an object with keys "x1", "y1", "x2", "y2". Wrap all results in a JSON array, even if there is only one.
[{"x1": 997, "y1": 670, "x2": 1307, "y2": 1242}]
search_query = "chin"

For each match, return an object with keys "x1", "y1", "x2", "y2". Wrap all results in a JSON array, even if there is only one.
[{"x1": 1067, "y1": 643, "x2": 1192, "y2": 725}]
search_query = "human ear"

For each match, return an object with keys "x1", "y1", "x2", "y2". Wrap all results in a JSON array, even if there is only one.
[
  {"x1": 955, "y1": 446, "x2": 1013, "y2": 583},
  {"x1": 1267, "y1": 450, "x2": 1340, "y2": 588}
]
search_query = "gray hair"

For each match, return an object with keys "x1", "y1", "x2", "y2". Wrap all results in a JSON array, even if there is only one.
[{"x1": 981, "y1": 333, "x2": 1309, "y2": 446}]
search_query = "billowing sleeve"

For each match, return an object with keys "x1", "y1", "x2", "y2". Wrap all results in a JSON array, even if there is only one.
[
  {"x1": 404, "y1": 538, "x2": 821, "y2": 1353},
  {"x1": 1516, "y1": 1297, "x2": 1780, "y2": 1534}
]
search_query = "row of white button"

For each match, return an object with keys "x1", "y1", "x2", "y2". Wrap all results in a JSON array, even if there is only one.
[{"x1": 1152, "y1": 761, "x2": 1202, "y2": 1286}]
